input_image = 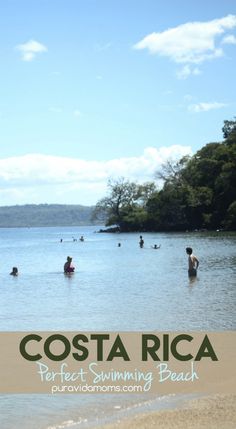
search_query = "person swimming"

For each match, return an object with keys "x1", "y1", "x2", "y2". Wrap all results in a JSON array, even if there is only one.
[
  {"x1": 64, "y1": 256, "x2": 75, "y2": 274},
  {"x1": 79, "y1": 236, "x2": 84, "y2": 242},
  {"x1": 10, "y1": 267, "x2": 18, "y2": 276},
  {"x1": 152, "y1": 244, "x2": 161, "y2": 249},
  {"x1": 186, "y1": 247, "x2": 199, "y2": 277}
]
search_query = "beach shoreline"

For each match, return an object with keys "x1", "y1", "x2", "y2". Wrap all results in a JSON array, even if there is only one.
[{"x1": 93, "y1": 394, "x2": 236, "y2": 429}]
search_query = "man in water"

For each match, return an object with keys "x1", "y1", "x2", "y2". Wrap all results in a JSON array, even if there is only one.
[{"x1": 186, "y1": 247, "x2": 199, "y2": 277}]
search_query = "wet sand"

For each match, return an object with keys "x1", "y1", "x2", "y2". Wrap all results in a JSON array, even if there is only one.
[{"x1": 95, "y1": 394, "x2": 236, "y2": 429}]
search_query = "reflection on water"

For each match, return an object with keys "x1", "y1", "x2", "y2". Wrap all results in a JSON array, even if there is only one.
[
  {"x1": 188, "y1": 275, "x2": 199, "y2": 286},
  {"x1": 0, "y1": 227, "x2": 235, "y2": 428}
]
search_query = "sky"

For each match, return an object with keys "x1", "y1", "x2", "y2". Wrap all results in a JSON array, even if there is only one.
[{"x1": 0, "y1": 0, "x2": 235, "y2": 206}]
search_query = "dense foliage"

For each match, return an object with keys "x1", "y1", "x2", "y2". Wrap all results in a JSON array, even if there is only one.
[{"x1": 94, "y1": 119, "x2": 236, "y2": 231}]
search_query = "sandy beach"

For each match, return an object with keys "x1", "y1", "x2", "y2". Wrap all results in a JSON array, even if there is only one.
[{"x1": 95, "y1": 394, "x2": 236, "y2": 429}]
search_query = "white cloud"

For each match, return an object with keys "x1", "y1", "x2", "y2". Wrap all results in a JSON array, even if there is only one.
[
  {"x1": 16, "y1": 39, "x2": 48, "y2": 61},
  {"x1": 188, "y1": 102, "x2": 227, "y2": 113},
  {"x1": 176, "y1": 65, "x2": 201, "y2": 79},
  {"x1": 0, "y1": 146, "x2": 192, "y2": 205},
  {"x1": 134, "y1": 15, "x2": 236, "y2": 65},
  {"x1": 222, "y1": 34, "x2": 236, "y2": 44},
  {"x1": 177, "y1": 65, "x2": 191, "y2": 79},
  {"x1": 73, "y1": 110, "x2": 81, "y2": 118}
]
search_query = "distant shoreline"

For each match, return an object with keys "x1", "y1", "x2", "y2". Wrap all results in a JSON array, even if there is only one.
[
  {"x1": 0, "y1": 223, "x2": 99, "y2": 229},
  {"x1": 0, "y1": 203, "x2": 100, "y2": 228},
  {"x1": 0, "y1": 224, "x2": 236, "y2": 233},
  {"x1": 98, "y1": 227, "x2": 235, "y2": 233}
]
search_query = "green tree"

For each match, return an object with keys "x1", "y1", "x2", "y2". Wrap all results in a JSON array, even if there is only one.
[
  {"x1": 94, "y1": 119, "x2": 236, "y2": 232},
  {"x1": 93, "y1": 178, "x2": 156, "y2": 230},
  {"x1": 224, "y1": 201, "x2": 236, "y2": 229},
  {"x1": 222, "y1": 118, "x2": 236, "y2": 142},
  {"x1": 155, "y1": 156, "x2": 190, "y2": 184}
]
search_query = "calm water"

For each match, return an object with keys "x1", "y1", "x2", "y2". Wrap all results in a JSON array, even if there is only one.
[{"x1": 0, "y1": 226, "x2": 235, "y2": 428}]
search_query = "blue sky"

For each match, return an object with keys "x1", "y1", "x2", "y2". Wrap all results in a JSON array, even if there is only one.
[{"x1": 0, "y1": 0, "x2": 235, "y2": 205}]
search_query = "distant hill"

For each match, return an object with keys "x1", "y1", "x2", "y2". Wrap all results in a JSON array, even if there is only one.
[{"x1": 0, "y1": 204, "x2": 97, "y2": 227}]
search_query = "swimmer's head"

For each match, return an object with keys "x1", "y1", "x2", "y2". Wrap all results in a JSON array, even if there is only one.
[{"x1": 186, "y1": 247, "x2": 193, "y2": 255}]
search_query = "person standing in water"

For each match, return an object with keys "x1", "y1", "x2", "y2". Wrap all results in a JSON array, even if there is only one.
[
  {"x1": 186, "y1": 247, "x2": 199, "y2": 277},
  {"x1": 64, "y1": 256, "x2": 75, "y2": 274},
  {"x1": 139, "y1": 235, "x2": 144, "y2": 248}
]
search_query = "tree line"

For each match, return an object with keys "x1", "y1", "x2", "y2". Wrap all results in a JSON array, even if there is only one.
[{"x1": 94, "y1": 119, "x2": 236, "y2": 232}]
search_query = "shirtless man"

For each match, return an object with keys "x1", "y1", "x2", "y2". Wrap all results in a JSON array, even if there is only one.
[{"x1": 186, "y1": 247, "x2": 199, "y2": 277}]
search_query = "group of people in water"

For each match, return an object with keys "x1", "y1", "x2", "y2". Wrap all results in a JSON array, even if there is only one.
[
  {"x1": 139, "y1": 235, "x2": 161, "y2": 249},
  {"x1": 8, "y1": 231, "x2": 199, "y2": 279},
  {"x1": 60, "y1": 236, "x2": 84, "y2": 243},
  {"x1": 63, "y1": 236, "x2": 199, "y2": 279},
  {"x1": 118, "y1": 236, "x2": 161, "y2": 249}
]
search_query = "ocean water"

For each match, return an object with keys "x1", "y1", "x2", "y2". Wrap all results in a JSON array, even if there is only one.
[{"x1": 0, "y1": 226, "x2": 235, "y2": 428}]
